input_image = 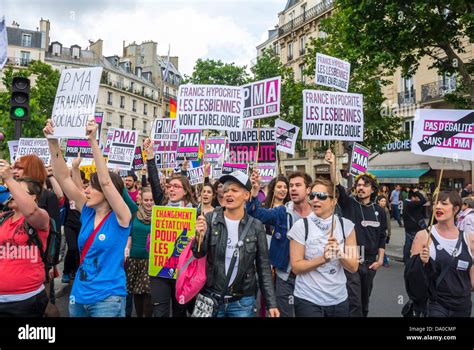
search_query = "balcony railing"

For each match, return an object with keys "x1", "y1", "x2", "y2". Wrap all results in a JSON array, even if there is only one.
[
  {"x1": 398, "y1": 90, "x2": 416, "y2": 105},
  {"x1": 279, "y1": 0, "x2": 334, "y2": 37},
  {"x1": 421, "y1": 79, "x2": 457, "y2": 103},
  {"x1": 163, "y1": 92, "x2": 177, "y2": 101},
  {"x1": 5, "y1": 57, "x2": 32, "y2": 67}
]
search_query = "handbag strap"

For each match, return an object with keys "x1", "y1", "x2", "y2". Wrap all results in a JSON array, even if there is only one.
[
  {"x1": 219, "y1": 216, "x2": 254, "y2": 303},
  {"x1": 80, "y1": 211, "x2": 112, "y2": 264}
]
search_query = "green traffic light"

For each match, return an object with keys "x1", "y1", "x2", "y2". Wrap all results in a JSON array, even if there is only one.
[{"x1": 14, "y1": 107, "x2": 26, "y2": 118}]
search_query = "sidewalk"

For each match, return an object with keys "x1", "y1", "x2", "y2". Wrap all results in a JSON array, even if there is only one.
[{"x1": 384, "y1": 219, "x2": 405, "y2": 262}]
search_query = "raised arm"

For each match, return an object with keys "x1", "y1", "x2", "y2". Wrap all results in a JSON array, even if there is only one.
[
  {"x1": 71, "y1": 155, "x2": 84, "y2": 190},
  {"x1": 86, "y1": 119, "x2": 131, "y2": 228},
  {"x1": 0, "y1": 160, "x2": 49, "y2": 230},
  {"x1": 144, "y1": 138, "x2": 164, "y2": 205},
  {"x1": 44, "y1": 120, "x2": 86, "y2": 212},
  {"x1": 46, "y1": 166, "x2": 64, "y2": 201}
]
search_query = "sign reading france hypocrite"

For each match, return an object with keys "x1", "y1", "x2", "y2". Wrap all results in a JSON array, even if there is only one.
[
  {"x1": 177, "y1": 84, "x2": 244, "y2": 131},
  {"x1": 51, "y1": 67, "x2": 103, "y2": 138}
]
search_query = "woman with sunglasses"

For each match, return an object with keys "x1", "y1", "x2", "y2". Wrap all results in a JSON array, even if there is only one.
[
  {"x1": 44, "y1": 119, "x2": 132, "y2": 317},
  {"x1": 0, "y1": 162, "x2": 50, "y2": 317},
  {"x1": 287, "y1": 178, "x2": 359, "y2": 317},
  {"x1": 143, "y1": 138, "x2": 196, "y2": 317}
]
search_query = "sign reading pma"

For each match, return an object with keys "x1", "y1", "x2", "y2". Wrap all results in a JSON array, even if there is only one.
[
  {"x1": 177, "y1": 129, "x2": 201, "y2": 161},
  {"x1": 350, "y1": 143, "x2": 370, "y2": 177},
  {"x1": 243, "y1": 77, "x2": 281, "y2": 120},
  {"x1": 107, "y1": 128, "x2": 138, "y2": 170}
]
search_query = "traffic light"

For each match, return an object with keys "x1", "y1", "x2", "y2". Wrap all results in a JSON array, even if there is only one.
[{"x1": 10, "y1": 77, "x2": 30, "y2": 121}]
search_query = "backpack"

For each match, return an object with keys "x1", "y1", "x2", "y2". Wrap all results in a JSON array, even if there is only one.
[
  {"x1": 0, "y1": 211, "x2": 60, "y2": 268},
  {"x1": 175, "y1": 211, "x2": 217, "y2": 305}
]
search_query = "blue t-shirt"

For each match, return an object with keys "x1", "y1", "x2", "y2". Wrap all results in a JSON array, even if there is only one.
[{"x1": 70, "y1": 205, "x2": 131, "y2": 305}]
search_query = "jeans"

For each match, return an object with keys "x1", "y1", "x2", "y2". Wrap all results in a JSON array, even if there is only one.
[
  {"x1": 69, "y1": 295, "x2": 126, "y2": 317},
  {"x1": 150, "y1": 277, "x2": 187, "y2": 317},
  {"x1": 403, "y1": 231, "x2": 417, "y2": 264},
  {"x1": 391, "y1": 204, "x2": 402, "y2": 226},
  {"x1": 0, "y1": 290, "x2": 48, "y2": 317},
  {"x1": 275, "y1": 274, "x2": 295, "y2": 317},
  {"x1": 294, "y1": 297, "x2": 349, "y2": 317},
  {"x1": 216, "y1": 296, "x2": 256, "y2": 318},
  {"x1": 427, "y1": 300, "x2": 472, "y2": 317}
]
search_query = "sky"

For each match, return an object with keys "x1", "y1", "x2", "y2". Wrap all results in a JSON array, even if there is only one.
[{"x1": 1, "y1": 0, "x2": 285, "y2": 76}]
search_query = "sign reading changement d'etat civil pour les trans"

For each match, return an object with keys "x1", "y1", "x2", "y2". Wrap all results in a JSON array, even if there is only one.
[{"x1": 411, "y1": 109, "x2": 474, "y2": 161}]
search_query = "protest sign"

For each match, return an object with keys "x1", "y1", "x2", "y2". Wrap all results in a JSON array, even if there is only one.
[
  {"x1": 66, "y1": 113, "x2": 104, "y2": 159},
  {"x1": 315, "y1": 53, "x2": 351, "y2": 92},
  {"x1": 243, "y1": 77, "x2": 281, "y2": 120},
  {"x1": 151, "y1": 118, "x2": 178, "y2": 142},
  {"x1": 275, "y1": 119, "x2": 299, "y2": 155},
  {"x1": 148, "y1": 206, "x2": 196, "y2": 279},
  {"x1": 17, "y1": 138, "x2": 51, "y2": 165},
  {"x1": 133, "y1": 146, "x2": 144, "y2": 171},
  {"x1": 80, "y1": 165, "x2": 96, "y2": 181},
  {"x1": 303, "y1": 90, "x2": 363, "y2": 141},
  {"x1": 228, "y1": 128, "x2": 276, "y2": 163},
  {"x1": 411, "y1": 109, "x2": 474, "y2": 161},
  {"x1": 222, "y1": 163, "x2": 248, "y2": 175},
  {"x1": 7, "y1": 140, "x2": 18, "y2": 164},
  {"x1": 256, "y1": 163, "x2": 277, "y2": 183},
  {"x1": 107, "y1": 129, "x2": 138, "y2": 170},
  {"x1": 187, "y1": 166, "x2": 205, "y2": 186},
  {"x1": 51, "y1": 67, "x2": 102, "y2": 138},
  {"x1": 177, "y1": 129, "x2": 201, "y2": 161},
  {"x1": 177, "y1": 84, "x2": 244, "y2": 131},
  {"x1": 203, "y1": 137, "x2": 226, "y2": 164},
  {"x1": 244, "y1": 119, "x2": 254, "y2": 129},
  {"x1": 349, "y1": 143, "x2": 370, "y2": 177},
  {"x1": 102, "y1": 128, "x2": 115, "y2": 156},
  {"x1": 0, "y1": 17, "x2": 7, "y2": 70},
  {"x1": 212, "y1": 164, "x2": 223, "y2": 179}
]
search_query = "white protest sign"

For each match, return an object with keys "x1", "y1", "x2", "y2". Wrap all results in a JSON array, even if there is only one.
[
  {"x1": 315, "y1": 53, "x2": 351, "y2": 92},
  {"x1": 275, "y1": 119, "x2": 299, "y2": 155},
  {"x1": 187, "y1": 166, "x2": 205, "y2": 186},
  {"x1": 0, "y1": 17, "x2": 7, "y2": 70},
  {"x1": 228, "y1": 128, "x2": 276, "y2": 163},
  {"x1": 51, "y1": 67, "x2": 103, "y2": 138},
  {"x1": 17, "y1": 138, "x2": 51, "y2": 165},
  {"x1": 7, "y1": 140, "x2": 19, "y2": 164},
  {"x1": 411, "y1": 109, "x2": 474, "y2": 161},
  {"x1": 107, "y1": 129, "x2": 138, "y2": 170},
  {"x1": 243, "y1": 76, "x2": 281, "y2": 120},
  {"x1": 177, "y1": 84, "x2": 244, "y2": 131},
  {"x1": 151, "y1": 118, "x2": 177, "y2": 141},
  {"x1": 256, "y1": 163, "x2": 277, "y2": 183},
  {"x1": 66, "y1": 157, "x2": 93, "y2": 167},
  {"x1": 303, "y1": 90, "x2": 363, "y2": 141}
]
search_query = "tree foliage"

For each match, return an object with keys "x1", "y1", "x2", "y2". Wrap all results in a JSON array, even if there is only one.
[{"x1": 184, "y1": 58, "x2": 250, "y2": 86}]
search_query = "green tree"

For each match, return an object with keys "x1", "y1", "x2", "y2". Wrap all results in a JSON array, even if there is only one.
[
  {"x1": 316, "y1": 0, "x2": 473, "y2": 107},
  {"x1": 184, "y1": 58, "x2": 250, "y2": 86},
  {"x1": 0, "y1": 61, "x2": 60, "y2": 157}
]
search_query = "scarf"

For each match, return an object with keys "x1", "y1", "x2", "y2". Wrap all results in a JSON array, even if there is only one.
[{"x1": 137, "y1": 205, "x2": 152, "y2": 224}]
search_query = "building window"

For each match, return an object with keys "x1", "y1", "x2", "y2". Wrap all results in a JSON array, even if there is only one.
[
  {"x1": 119, "y1": 115, "x2": 124, "y2": 128},
  {"x1": 132, "y1": 118, "x2": 136, "y2": 130},
  {"x1": 142, "y1": 86, "x2": 145, "y2": 96},
  {"x1": 299, "y1": 64, "x2": 305, "y2": 82},
  {"x1": 120, "y1": 96, "x2": 125, "y2": 109},
  {"x1": 153, "y1": 107, "x2": 157, "y2": 118},
  {"x1": 144, "y1": 103, "x2": 148, "y2": 116},
  {"x1": 299, "y1": 36, "x2": 306, "y2": 56},
  {"x1": 131, "y1": 82, "x2": 135, "y2": 92},
  {"x1": 52, "y1": 43, "x2": 61, "y2": 56},
  {"x1": 72, "y1": 47, "x2": 80, "y2": 59},
  {"x1": 143, "y1": 120, "x2": 148, "y2": 134},
  {"x1": 106, "y1": 112, "x2": 112, "y2": 126},
  {"x1": 21, "y1": 34, "x2": 32, "y2": 47},
  {"x1": 400, "y1": 75, "x2": 415, "y2": 104},
  {"x1": 132, "y1": 100, "x2": 137, "y2": 112},
  {"x1": 287, "y1": 42, "x2": 293, "y2": 61},
  {"x1": 404, "y1": 119, "x2": 415, "y2": 137},
  {"x1": 20, "y1": 51, "x2": 30, "y2": 66},
  {"x1": 107, "y1": 92, "x2": 113, "y2": 105},
  {"x1": 273, "y1": 43, "x2": 280, "y2": 55}
]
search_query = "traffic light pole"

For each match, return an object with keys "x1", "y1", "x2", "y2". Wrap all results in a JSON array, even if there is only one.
[{"x1": 14, "y1": 120, "x2": 21, "y2": 140}]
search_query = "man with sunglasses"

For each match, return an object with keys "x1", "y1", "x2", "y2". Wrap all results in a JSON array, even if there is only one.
[
  {"x1": 326, "y1": 149, "x2": 387, "y2": 317},
  {"x1": 247, "y1": 170, "x2": 312, "y2": 317}
]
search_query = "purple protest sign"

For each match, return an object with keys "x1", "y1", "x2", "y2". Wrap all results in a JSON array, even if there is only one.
[{"x1": 350, "y1": 143, "x2": 370, "y2": 177}]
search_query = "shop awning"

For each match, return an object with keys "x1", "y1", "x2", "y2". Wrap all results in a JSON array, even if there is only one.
[
  {"x1": 369, "y1": 151, "x2": 472, "y2": 171},
  {"x1": 368, "y1": 169, "x2": 430, "y2": 184}
]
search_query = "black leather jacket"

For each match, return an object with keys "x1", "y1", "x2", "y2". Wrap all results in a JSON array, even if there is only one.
[{"x1": 192, "y1": 207, "x2": 277, "y2": 309}]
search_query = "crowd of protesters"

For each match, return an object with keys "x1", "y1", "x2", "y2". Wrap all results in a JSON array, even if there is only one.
[{"x1": 0, "y1": 119, "x2": 472, "y2": 318}]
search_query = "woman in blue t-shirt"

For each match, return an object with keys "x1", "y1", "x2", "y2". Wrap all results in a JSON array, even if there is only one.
[{"x1": 44, "y1": 118, "x2": 132, "y2": 317}]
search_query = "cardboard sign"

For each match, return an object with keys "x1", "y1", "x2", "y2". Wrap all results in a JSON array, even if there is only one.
[
  {"x1": 17, "y1": 138, "x2": 51, "y2": 165},
  {"x1": 177, "y1": 129, "x2": 201, "y2": 161},
  {"x1": 256, "y1": 163, "x2": 277, "y2": 183},
  {"x1": 275, "y1": 119, "x2": 299, "y2": 155},
  {"x1": 177, "y1": 84, "x2": 244, "y2": 131},
  {"x1": 133, "y1": 146, "x2": 144, "y2": 171},
  {"x1": 66, "y1": 113, "x2": 104, "y2": 159},
  {"x1": 148, "y1": 206, "x2": 196, "y2": 279},
  {"x1": 350, "y1": 143, "x2": 370, "y2": 177},
  {"x1": 243, "y1": 77, "x2": 281, "y2": 120},
  {"x1": 315, "y1": 53, "x2": 351, "y2": 92},
  {"x1": 228, "y1": 128, "x2": 276, "y2": 163},
  {"x1": 187, "y1": 166, "x2": 205, "y2": 186},
  {"x1": 303, "y1": 90, "x2": 363, "y2": 141},
  {"x1": 107, "y1": 129, "x2": 138, "y2": 170},
  {"x1": 411, "y1": 109, "x2": 474, "y2": 161},
  {"x1": 7, "y1": 140, "x2": 18, "y2": 164},
  {"x1": 222, "y1": 163, "x2": 248, "y2": 175},
  {"x1": 51, "y1": 67, "x2": 103, "y2": 138}
]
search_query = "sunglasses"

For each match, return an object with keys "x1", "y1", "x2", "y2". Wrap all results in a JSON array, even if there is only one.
[{"x1": 308, "y1": 191, "x2": 333, "y2": 201}]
